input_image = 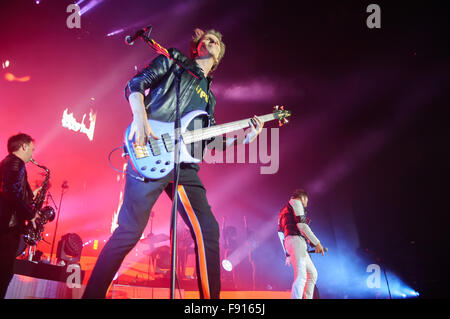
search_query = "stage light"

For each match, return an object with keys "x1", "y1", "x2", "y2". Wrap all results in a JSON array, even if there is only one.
[
  {"x1": 56, "y1": 233, "x2": 83, "y2": 264},
  {"x1": 4, "y1": 72, "x2": 30, "y2": 82},
  {"x1": 402, "y1": 288, "x2": 420, "y2": 298},
  {"x1": 2, "y1": 60, "x2": 9, "y2": 69},
  {"x1": 107, "y1": 29, "x2": 124, "y2": 37},
  {"x1": 388, "y1": 279, "x2": 421, "y2": 299},
  {"x1": 61, "y1": 108, "x2": 97, "y2": 141},
  {"x1": 79, "y1": 0, "x2": 104, "y2": 16},
  {"x1": 222, "y1": 259, "x2": 233, "y2": 272}
]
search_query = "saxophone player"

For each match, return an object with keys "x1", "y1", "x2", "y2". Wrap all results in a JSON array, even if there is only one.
[{"x1": 0, "y1": 133, "x2": 40, "y2": 298}]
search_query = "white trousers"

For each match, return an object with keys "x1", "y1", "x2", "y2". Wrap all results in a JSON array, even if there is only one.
[{"x1": 285, "y1": 235, "x2": 318, "y2": 299}]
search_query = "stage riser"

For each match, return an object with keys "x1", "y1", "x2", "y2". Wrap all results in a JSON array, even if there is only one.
[
  {"x1": 5, "y1": 275, "x2": 84, "y2": 299},
  {"x1": 6, "y1": 277, "x2": 290, "y2": 299},
  {"x1": 109, "y1": 285, "x2": 290, "y2": 299}
]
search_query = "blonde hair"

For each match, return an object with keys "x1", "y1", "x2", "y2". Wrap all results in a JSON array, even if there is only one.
[{"x1": 189, "y1": 28, "x2": 226, "y2": 73}]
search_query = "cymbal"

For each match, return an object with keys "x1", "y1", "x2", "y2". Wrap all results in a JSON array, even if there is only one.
[{"x1": 140, "y1": 233, "x2": 169, "y2": 244}]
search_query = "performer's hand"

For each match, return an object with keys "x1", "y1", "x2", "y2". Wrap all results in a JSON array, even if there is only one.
[
  {"x1": 315, "y1": 243, "x2": 325, "y2": 256},
  {"x1": 32, "y1": 186, "x2": 43, "y2": 199},
  {"x1": 285, "y1": 256, "x2": 291, "y2": 266},
  {"x1": 244, "y1": 115, "x2": 264, "y2": 144},
  {"x1": 129, "y1": 116, "x2": 159, "y2": 146},
  {"x1": 30, "y1": 212, "x2": 39, "y2": 229}
]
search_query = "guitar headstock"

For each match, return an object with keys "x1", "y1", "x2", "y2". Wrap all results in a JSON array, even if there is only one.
[{"x1": 273, "y1": 105, "x2": 291, "y2": 126}]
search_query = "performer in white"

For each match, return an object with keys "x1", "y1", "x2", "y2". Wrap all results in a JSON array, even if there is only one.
[{"x1": 278, "y1": 189, "x2": 325, "y2": 299}]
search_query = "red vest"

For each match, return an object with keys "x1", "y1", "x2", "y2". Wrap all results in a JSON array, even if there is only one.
[{"x1": 278, "y1": 203, "x2": 301, "y2": 237}]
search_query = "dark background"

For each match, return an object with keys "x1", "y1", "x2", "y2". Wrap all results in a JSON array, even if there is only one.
[{"x1": 1, "y1": 0, "x2": 449, "y2": 298}]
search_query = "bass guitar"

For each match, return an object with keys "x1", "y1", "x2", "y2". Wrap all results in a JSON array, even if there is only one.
[{"x1": 123, "y1": 106, "x2": 290, "y2": 180}]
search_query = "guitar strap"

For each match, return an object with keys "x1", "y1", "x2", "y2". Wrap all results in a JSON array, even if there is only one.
[{"x1": 205, "y1": 78, "x2": 216, "y2": 127}]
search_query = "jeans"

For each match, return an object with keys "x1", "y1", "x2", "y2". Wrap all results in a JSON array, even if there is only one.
[
  {"x1": 285, "y1": 235, "x2": 318, "y2": 299},
  {"x1": 0, "y1": 227, "x2": 21, "y2": 298}
]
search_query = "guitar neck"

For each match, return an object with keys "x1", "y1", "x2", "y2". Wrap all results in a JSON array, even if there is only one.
[{"x1": 182, "y1": 113, "x2": 277, "y2": 144}]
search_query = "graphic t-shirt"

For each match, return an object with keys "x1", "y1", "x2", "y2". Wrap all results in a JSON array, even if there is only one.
[
  {"x1": 183, "y1": 75, "x2": 211, "y2": 161},
  {"x1": 183, "y1": 75, "x2": 209, "y2": 118}
]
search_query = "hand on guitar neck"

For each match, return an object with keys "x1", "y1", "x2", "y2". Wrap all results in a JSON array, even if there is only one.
[
  {"x1": 244, "y1": 115, "x2": 264, "y2": 144},
  {"x1": 223, "y1": 115, "x2": 264, "y2": 149}
]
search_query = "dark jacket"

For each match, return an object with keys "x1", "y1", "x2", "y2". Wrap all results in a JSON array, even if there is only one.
[
  {"x1": 125, "y1": 48, "x2": 216, "y2": 126},
  {"x1": 0, "y1": 154, "x2": 34, "y2": 231}
]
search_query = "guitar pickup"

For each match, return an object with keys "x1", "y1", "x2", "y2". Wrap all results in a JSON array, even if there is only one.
[
  {"x1": 161, "y1": 133, "x2": 173, "y2": 152},
  {"x1": 133, "y1": 143, "x2": 150, "y2": 159},
  {"x1": 148, "y1": 138, "x2": 161, "y2": 156}
]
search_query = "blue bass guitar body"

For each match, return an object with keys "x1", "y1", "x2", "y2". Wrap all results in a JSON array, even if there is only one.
[{"x1": 123, "y1": 110, "x2": 208, "y2": 180}]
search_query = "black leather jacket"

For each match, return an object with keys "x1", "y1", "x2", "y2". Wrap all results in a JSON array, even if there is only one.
[
  {"x1": 0, "y1": 154, "x2": 34, "y2": 231},
  {"x1": 125, "y1": 48, "x2": 216, "y2": 126}
]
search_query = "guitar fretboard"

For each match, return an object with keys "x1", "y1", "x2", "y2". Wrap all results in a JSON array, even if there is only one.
[{"x1": 182, "y1": 113, "x2": 277, "y2": 144}]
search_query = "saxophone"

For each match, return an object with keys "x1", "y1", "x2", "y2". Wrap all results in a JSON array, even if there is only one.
[{"x1": 23, "y1": 159, "x2": 56, "y2": 246}]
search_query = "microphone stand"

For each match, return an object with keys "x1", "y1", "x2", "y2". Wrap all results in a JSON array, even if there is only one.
[
  {"x1": 382, "y1": 262, "x2": 392, "y2": 299},
  {"x1": 134, "y1": 27, "x2": 197, "y2": 299},
  {"x1": 49, "y1": 182, "x2": 68, "y2": 264},
  {"x1": 169, "y1": 69, "x2": 182, "y2": 299},
  {"x1": 40, "y1": 191, "x2": 58, "y2": 247}
]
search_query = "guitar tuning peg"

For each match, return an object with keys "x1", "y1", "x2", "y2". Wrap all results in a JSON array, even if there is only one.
[{"x1": 279, "y1": 119, "x2": 289, "y2": 126}]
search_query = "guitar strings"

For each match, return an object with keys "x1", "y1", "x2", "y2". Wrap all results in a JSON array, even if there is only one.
[
  {"x1": 183, "y1": 113, "x2": 275, "y2": 143},
  {"x1": 134, "y1": 120, "x2": 247, "y2": 148},
  {"x1": 131, "y1": 114, "x2": 276, "y2": 150}
]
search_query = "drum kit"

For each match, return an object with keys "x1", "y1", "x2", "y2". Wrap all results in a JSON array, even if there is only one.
[
  {"x1": 140, "y1": 212, "x2": 195, "y2": 281},
  {"x1": 141, "y1": 233, "x2": 170, "y2": 259},
  {"x1": 140, "y1": 232, "x2": 170, "y2": 279}
]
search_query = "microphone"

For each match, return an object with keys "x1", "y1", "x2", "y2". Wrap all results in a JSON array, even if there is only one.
[
  {"x1": 61, "y1": 181, "x2": 69, "y2": 189},
  {"x1": 125, "y1": 26, "x2": 152, "y2": 46},
  {"x1": 308, "y1": 247, "x2": 328, "y2": 254}
]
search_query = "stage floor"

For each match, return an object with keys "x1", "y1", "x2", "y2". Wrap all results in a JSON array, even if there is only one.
[
  {"x1": 109, "y1": 284, "x2": 291, "y2": 299},
  {"x1": 6, "y1": 275, "x2": 290, "y2": 299}
]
